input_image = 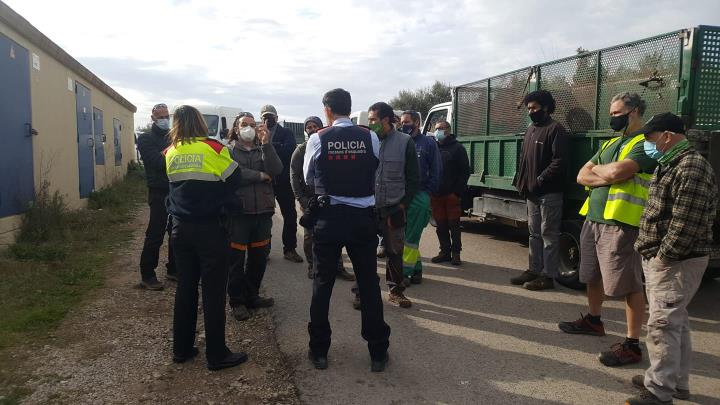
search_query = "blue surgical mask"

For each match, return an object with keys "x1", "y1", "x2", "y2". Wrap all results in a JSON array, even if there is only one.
[
  {"x1": 644, "y1": 140, "x2": 664, "y2": 160},
  {"x1": 156, "y1": 118, "x2": 170, "y2": 130},
  {"x1": 435, "y1": 129, "x2": 446, "y2": 141}
]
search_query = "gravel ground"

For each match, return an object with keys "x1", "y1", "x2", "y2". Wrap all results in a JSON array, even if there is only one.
[{"x1": 6, "y1": 207, "x2": 299, "y2": 405}]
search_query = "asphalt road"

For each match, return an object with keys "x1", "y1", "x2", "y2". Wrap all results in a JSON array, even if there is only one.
[{"x1": 264, "y1": 216, "x2": 720, "y2": 405}]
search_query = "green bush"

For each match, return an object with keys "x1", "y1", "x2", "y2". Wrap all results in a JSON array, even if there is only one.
[
  {"x1": 8, "y1": 242, "x2": 67, "y2": 262},
  {"x1": 17, "y1": 180, "x2": 68, "y2": 243},
  {"x1": 88, "y1": 162, "x2": 146, "y2": 210}
]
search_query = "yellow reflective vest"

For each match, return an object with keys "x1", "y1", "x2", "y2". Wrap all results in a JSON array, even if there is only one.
[
  {"x1": 164, "y1": 137, "x2": 238, "y2": 183},
  {"x1": 579, "y1": 134, "x2": 651, "y2": 227}
]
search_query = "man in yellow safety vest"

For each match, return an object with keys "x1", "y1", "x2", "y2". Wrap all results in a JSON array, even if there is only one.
[{"x1": 558, "y1": 93, "x2": 657, "y2": 368}]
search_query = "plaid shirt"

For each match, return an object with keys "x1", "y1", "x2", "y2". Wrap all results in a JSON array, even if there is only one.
[{"x1": 635, "y1": 147, "x2": 718, "y2": 261}]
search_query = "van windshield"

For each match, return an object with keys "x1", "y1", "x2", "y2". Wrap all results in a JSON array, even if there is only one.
[{"x1": 203, "y1": 114, "x2": 219, "y2": 137}]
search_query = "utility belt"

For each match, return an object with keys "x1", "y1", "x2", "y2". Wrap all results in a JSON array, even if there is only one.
[
  {"x1": 299, "y1": 195, "x2": 331, "y2": 229},
  {"x1": 299, "y1": 195, "x2": 377, "y2": 228}
]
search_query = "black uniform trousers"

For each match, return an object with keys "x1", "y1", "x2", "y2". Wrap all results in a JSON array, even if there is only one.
[
  {"x1": 274, "y1": 180, "x2": 298, "y2": 251},
  {"x1": 309, "y1": 204, "x2": 390, "y2": 360},
  {"x1": 171, "y1": 217, "x2": 231, "y2": 363},
  {"x1": 139, "y1": 188, "x2": 176, "y2": 281}
]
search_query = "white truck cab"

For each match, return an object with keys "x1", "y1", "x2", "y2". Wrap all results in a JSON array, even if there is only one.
[
  {"x1": 350, "y1": 109, "x2": 409, "y2": 126},
  {"x1": 170, "y1": 105, "x2": 243, "y2": 142},
  {"x1": 422, "y1": 102, "x2": 453, "y2": 134}
]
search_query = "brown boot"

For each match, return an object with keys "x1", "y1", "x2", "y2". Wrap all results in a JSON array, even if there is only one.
[{"x1": 389, "y1": 288, "x2": 412, "y2": 308}]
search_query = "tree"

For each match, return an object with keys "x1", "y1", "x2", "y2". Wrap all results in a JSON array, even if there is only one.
[
  {"x1": 136, "y1": 122, "x2": 152, "y2": 134},
  {"x1": 389, "y1": 80, "x2": 452, "y2": 118}
]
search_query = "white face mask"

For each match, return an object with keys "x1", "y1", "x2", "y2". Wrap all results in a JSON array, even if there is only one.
[{"x1": 239, "y1": 126, "x2": 256, "y2": 142}]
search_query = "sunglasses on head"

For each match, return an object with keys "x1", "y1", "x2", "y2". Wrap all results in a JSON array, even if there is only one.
[{"x1": 236, "y1": 112, "x2": 255, "y2": 119}]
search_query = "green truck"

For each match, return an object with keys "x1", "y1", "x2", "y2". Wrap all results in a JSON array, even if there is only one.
[{"x1": 422, "y1": 25, "x2": 720, "y2": 288}]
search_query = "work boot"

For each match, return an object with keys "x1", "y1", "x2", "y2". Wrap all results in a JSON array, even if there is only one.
[
  {"x1": 389, "y1": 289, "x2": 412, "y2": 308},
  {"x1": 207, "y1": 351, "x2": 248, "y2": 371},
  {"x1": 231, "y1": 305, "x2": 251, "y2": 321},
  {"x1": 140, "y1": 277, "x2": 164, "y2": 291},
  {"x1": 377, "y1": 246, "x2": 386, "y2": 258},
  {"x1": 558, "y1": 313, "x2": 606, "y2": 336},
  {"x1": 308, "y1": 350, "x2": 328, "y2": 370},
  {"x1": 598, "y1": 341, "x2": 642, "y2": 367},
  {"x1": 625, "y1": 388, "x2": 672, "y2": 405},
  {"x1": 431, "y1": 252, "x2": 451, "y2": 263},
  {"x1": 352, "y1": 294, "x2": 361, "y2": 311},
  {"x1": 246, "y1": 296, "x2": 274, "y2": 309},
  {"x1": 172, "y1": 347, "x2": 199, "y2": 364},
  {"x1": 632, "y1": 375, "x2": 689, "y2": 400},
  {"x1": 410, "y1": 272, "x2": 422, "y2": 284},
  {"x1": 450, "y1": 251, "x2": 461, "y2": 266},
  {"x1": 510, "y1": 270, "x2": 539, "y2": 285},
  {"x1": 371, "y1": 353, "x2": 389, "y2": 372},
  {"x1": 523, "y1": 276, "x2": 554, "y2": 291},
  {"x1": 283, "y1": 249, "x2": 304, "y2": 263}
]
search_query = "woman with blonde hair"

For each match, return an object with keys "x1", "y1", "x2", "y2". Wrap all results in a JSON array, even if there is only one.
[{"x1": 164, "y1": 105, "x2": 247, "y2": 370}]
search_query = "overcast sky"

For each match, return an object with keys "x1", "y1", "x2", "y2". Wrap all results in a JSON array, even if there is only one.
[{"x1": 6, "y1": 0, "x2": 720, "y2": 128}]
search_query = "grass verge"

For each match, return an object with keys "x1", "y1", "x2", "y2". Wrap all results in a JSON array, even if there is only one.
[{"x1": 0, "y1": 163, "x2": 146, "y2": 404}]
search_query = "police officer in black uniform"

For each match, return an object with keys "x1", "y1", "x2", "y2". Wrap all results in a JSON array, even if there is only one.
[{"x1": 303, "y1": 88, "x2": 391, "y2": 372}]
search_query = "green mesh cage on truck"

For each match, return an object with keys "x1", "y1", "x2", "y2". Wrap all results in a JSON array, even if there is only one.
[{"x1": 449, "y1": 25, "x2": 720, "y2": 287}]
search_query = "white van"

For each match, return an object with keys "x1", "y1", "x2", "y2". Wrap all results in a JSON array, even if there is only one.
[
  {"x1": 170, "y1": 105, "x2": 244, "y2": 142},
  {"x1": 422, "y1": 102, "x2": 453, "y2": 135},
  {"x1": 196, "y1": 106, "x2": 244, "y2": 141},
  {"x1": 350, "y1": 109, "x2": 409, "y2": 126}
]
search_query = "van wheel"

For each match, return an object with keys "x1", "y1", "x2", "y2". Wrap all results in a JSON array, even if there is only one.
[{"x1": 556, "y1": 220, "x2": 585, "y2": 290}]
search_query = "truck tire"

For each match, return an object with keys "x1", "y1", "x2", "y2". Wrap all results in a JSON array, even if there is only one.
[{"x1": 556, "y1": 220, "x2": 586, "y2": 290}]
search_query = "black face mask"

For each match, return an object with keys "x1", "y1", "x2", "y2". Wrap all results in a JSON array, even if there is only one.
[
  {"x1": 529, "y1": 110, "x2": 546, "y2": 124},
  {"x1": 610, "y1": 112, "x2": 630, "y2": 132},
  {"x1": 264, "y1": 116, "x2": 277, "y2": 129}
]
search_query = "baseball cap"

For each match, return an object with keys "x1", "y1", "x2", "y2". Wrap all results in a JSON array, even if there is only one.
[
  {"x1": 636, "y1": 112, "x2": 685, "y2": 136},
  {"x1": 260, "y1": 104, "x2": 278, "y2": 118}
]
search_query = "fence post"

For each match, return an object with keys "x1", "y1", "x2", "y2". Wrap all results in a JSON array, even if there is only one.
[
  {"x1": 594, "y1": 50, "x2": 602, "y2": 130},
  {"x1": 485, "y1": 78, "x2": 491, "y2": 136}
]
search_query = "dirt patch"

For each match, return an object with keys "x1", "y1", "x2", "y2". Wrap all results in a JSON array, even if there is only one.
[{"x1": 3, "y1": 208, "x2": 299, "y2": 404}]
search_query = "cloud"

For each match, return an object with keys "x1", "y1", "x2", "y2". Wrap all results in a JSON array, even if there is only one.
[{"x1": 4, "y1": 0, "x2": 720, "y2": 129}]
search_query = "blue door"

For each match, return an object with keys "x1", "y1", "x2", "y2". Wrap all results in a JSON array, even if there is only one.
[
  {"x1": 76, "y1": 82, "x2": 94, "y2": 198},
  {"x1": 0, "y1": 33, "x2": 34, "y2": 218},
  {"x1": 93, "y1": 107, "x2": 105, "y2": 165},
  {"x1": 113, "y1": 118, "x2": 122, "y2": 166}
]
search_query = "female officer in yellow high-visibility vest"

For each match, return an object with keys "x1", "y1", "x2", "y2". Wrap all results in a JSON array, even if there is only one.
[{"x1": 164, "y1": 105, "x2": 247, "y2": 371}]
